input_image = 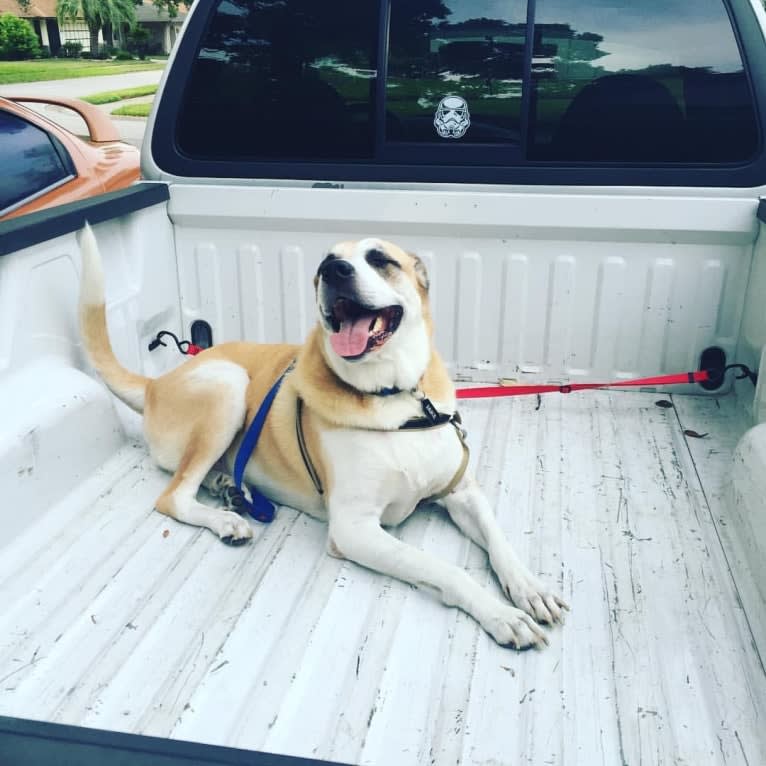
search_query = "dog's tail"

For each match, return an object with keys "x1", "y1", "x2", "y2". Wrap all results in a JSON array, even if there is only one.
[{"x1": 78, "y1": 223, "x2": 149, "y2": 413}]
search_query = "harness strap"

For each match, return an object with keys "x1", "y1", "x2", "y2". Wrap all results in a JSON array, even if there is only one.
[
  {"x1": 294, "y1": 397, "x2": 469, "y2": 504},
  {"x1": 233, "y1": 362, "x2": 294, "y2": 523},
  {"x1": 296, "y1": 397, "x2": 324, "y2": 496},
  {"x1": 425, "y1": 418, "x2": 470, "y2": 502}
]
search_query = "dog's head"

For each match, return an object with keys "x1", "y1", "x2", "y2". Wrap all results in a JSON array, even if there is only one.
[{"x1": 315, "y1": 238, "x2": 432, "y2": 392}]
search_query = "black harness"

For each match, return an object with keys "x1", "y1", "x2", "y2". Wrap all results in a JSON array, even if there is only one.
[{"x1": 233, "y1": 365, "x2": 470, "y2": 521}]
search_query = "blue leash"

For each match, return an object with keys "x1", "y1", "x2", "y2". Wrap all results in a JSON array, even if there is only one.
[{"x1": 232, "y1": 364, "x2": 292, "y2": 523}]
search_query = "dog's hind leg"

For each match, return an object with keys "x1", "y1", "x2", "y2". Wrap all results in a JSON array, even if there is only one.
[
  {"x1": 155, "y1": 447, "x2": 253, "y2": 545},
  {"x1": 148, "y1": 360, "x2": 253, "y2": 545},
  {"x1": 439, "y1": 471, "x2": 568, "y2": 625}
]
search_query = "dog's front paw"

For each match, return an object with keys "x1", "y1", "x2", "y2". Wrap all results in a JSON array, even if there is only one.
[
  {"x1": 484, "y1": 604, "x2": 549, "y2": 650},
  {"x1": 502, "y1": 575, "x2": 569, "y2": 625},
  {"x1": 217, "y1": 511, "x2": 253, "y2": 546}
]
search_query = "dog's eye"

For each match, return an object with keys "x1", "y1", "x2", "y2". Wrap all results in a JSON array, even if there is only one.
[{"x1": 366, "y1": 249, "x2": 400, "y2": 271}]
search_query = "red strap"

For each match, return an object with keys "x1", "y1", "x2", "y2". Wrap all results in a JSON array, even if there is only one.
[{"x1": 456, "y1": 370, "x2": 710, "y2": 399}]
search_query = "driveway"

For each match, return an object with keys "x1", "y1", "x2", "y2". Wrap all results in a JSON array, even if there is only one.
[{"x1": 0, "y1": 69, "x2": 164, "y2": 149}]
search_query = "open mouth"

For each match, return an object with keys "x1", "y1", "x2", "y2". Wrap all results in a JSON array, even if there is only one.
[{"x1": 326, "y1": 298, "x2": 404, "y2": 360}]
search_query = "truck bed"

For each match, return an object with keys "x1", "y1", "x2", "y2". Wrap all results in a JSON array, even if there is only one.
[{"x1": 1, "y1": 389, "x2": 763, "y2": 766}]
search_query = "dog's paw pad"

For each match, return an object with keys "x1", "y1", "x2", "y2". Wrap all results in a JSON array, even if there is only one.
[
  {"x1": 221, "y1": 535, "x2": 251, "y2": 547},
  {"x1": 222, "y1": 486, "x2": 247, "y2": 513}
]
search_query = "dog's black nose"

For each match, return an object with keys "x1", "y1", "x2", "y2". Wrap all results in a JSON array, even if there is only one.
[{"x1": 319, "y1": 257, "x2": 355, "y2": 285}]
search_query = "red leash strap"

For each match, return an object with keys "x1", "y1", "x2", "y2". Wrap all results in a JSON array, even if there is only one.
[{"x1": 456, "y1": 370, "x2": 711, "y2": 400}]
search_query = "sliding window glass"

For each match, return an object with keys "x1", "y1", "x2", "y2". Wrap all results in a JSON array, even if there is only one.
[{"x1": 386, "y1": 0, "x2": 528, "y2": 151}]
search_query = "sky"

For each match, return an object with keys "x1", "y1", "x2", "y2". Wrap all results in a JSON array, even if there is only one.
[{"x1": 536, "y1": 0, "x2": 744, "y2": 73}]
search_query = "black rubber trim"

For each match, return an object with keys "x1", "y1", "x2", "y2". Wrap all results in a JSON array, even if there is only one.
[
  {"x1": 0, "y1": 182, "x2": 169, "y2": 257},
  {"x1": 758, "y1": 197, "x2": 766, "y2": 223},
  {"x1": 0, "y1": 716, "x2": 350, "y2": 766},
  {"x1": 150, "y1": 0, "x2": 766, "y2": 188}
]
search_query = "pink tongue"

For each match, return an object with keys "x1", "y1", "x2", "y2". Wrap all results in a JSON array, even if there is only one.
[{"x1": 330, "y1": 315, "x2": 374, "y2": 358}]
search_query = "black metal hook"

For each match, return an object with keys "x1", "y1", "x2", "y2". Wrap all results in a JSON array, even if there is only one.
[
  {"x1": 148, "y1": 331, "x2": 193, "y2": 355},
  {"x1": 706, "y1": 363, "x2": 758, "y2": 387},
  {"x1": 724, "y1": 363, "x2": 758, "y2": 385}
]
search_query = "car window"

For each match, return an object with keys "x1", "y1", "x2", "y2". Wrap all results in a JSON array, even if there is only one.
[
  {"x1": 0, "y1": 109, "x2": 72, "y2": 213},
  {"x1": 527, "y1": 0, "x2": 758, "y2": 162},
  {"x1": 156, "y1": 0, "x2": 764, "y2": 184},
  {"x1": 176, "y1": 0, "x2": 379, "y2": 160},
  {"x1": 386, "y1": 0, "x2": 527, "y2": 146}
]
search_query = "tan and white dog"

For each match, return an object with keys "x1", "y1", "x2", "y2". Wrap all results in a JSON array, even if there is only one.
[{"x1": 79, "y1": 225, "x2": 567, "y2": 649}]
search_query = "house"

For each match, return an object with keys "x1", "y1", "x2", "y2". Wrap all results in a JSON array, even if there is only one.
[
  {"x1": 0, "y1": 0, "x2": 186, "y2": 55},
  {"x1": 134, "y1": 2, "x2": 186, "y2": 57}
]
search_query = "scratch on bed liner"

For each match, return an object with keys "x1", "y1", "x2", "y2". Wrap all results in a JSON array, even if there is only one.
[
  {"x1": 602, "y1": 555, "x2": 630, "y2": 766},
  {"x1": 0, "y1": 646, "x2": 40, "y2": 686}
]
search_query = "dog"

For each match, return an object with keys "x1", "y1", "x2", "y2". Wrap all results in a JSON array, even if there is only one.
[{"x1": 78, "y1": 225, "x2": 567, "y2": 649}]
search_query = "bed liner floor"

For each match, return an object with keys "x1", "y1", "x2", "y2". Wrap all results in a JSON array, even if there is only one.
[{"x1": 1, "y1": 391, "x2": 764, "y2": 766}]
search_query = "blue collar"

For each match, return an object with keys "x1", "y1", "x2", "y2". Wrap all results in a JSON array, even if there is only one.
[{"x1": 375, "y1": 386, "x2": 402, "y2": 397}]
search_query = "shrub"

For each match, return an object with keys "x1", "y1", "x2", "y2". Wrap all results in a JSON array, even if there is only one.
[
  {"x1": 0, "y1": 13, "x2": 41, "y2": 60},
  {"x1": 59, "y1": 40, "x2": 83, "y2": 58},
  {"x1": 37, "y1": 45, "x2": 51, "y2": 59},
  {"x1": 126, "y1": 26, "x2": 150, "y2": 60},
  {"x1": 114, "y1": 49, "x2": 134, "y2": 60}
]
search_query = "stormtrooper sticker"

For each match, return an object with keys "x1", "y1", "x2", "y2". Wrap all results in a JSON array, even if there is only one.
[{"x1": 433, "y1": 95, "x2": 471, "y2": 139}]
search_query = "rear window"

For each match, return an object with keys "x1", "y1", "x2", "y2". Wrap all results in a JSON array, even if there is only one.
[
  {"x1": 528, "y1": 0, "x2": 758, "y2": 162},
  {"x1": 0, "y1": 110, "x2": 72, "y2": 214},
  {"x1": 164, "y1": 0, "x2": 763, "y2": 181},
  {"x1": 176, "y1": 0, "x2": 379, "y2": 160}
]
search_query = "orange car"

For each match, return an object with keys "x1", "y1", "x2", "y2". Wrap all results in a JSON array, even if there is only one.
[{"x1": 0, "y1": 95, "x2": 140, "y2": 221}]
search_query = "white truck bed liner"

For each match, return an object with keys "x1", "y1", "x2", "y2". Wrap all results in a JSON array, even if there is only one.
[{"x1": 1, "y1": 390, "x2": 764, "y2": 766}]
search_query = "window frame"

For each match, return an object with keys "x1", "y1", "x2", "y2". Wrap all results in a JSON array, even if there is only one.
[
  {"x1": 0, "y1": 108, "x2": 76, "y2": 218},
  {"x1": 150, "y1": 0, "x2": 766, "y2": 187}
]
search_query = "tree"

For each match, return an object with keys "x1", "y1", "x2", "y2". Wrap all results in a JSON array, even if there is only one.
[
  {"x1": 0, "y1": 13, "x2": 40, "y2": 59},
  {"x1": 56, "y1": 0, "x2": 137, "y2": 55},
  {"x1": 150, "y1": 0, "x2": 180, "y2": 20}
]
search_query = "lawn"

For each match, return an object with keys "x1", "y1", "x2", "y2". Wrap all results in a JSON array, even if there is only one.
[
  {"x1": 0, "y1": 59, "x2": 164, "y2": 85},
  {"x1": 111, "y1": 101, "x2": 152, "y2": 117},
  {"x1": 82, "y1": 84, "x2": 157, "y2": 104}
]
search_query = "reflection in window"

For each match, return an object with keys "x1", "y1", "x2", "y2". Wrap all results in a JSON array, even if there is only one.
[
  {"x1": 387, "y1": 0, "x2": 527, "y2": 144},
  {"x1": 177, "y1": 0, "x2": 378, "y2": 161},
  {"x1": 528, "y1": 0, "x2": 758, "y2": 162}
]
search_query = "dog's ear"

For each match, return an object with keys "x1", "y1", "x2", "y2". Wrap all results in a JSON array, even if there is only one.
[{"x1": 409, "y1": 252, "x2": 430, "y2": 292}]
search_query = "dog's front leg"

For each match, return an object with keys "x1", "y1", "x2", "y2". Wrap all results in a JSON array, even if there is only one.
[
  {"x1": 440, "y1": 472, "x2": 569, "y2": 625},
  {"x1": 328, "y1": 508, "x2": 549, "y2": 649}
]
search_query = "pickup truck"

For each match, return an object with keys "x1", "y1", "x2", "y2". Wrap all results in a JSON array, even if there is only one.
[{"x1": 1, "y1": 0, "x2": 766, "y2": 764}]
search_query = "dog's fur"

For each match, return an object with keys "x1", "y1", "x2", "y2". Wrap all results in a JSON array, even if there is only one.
[{"x1": 79, "y1": 225, "x2": 567, "y2": 648}]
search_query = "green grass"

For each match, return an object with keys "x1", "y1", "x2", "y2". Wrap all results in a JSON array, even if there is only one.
[
  {"x1": 0, "y1": 59, "x2": 164, "y2": 85},
  {"x1": 111, "y1": 101, "x2": 152, "y2": 117},
  {"x1": 82, "y1": 84, "x2": 158, "y2": 104}
]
